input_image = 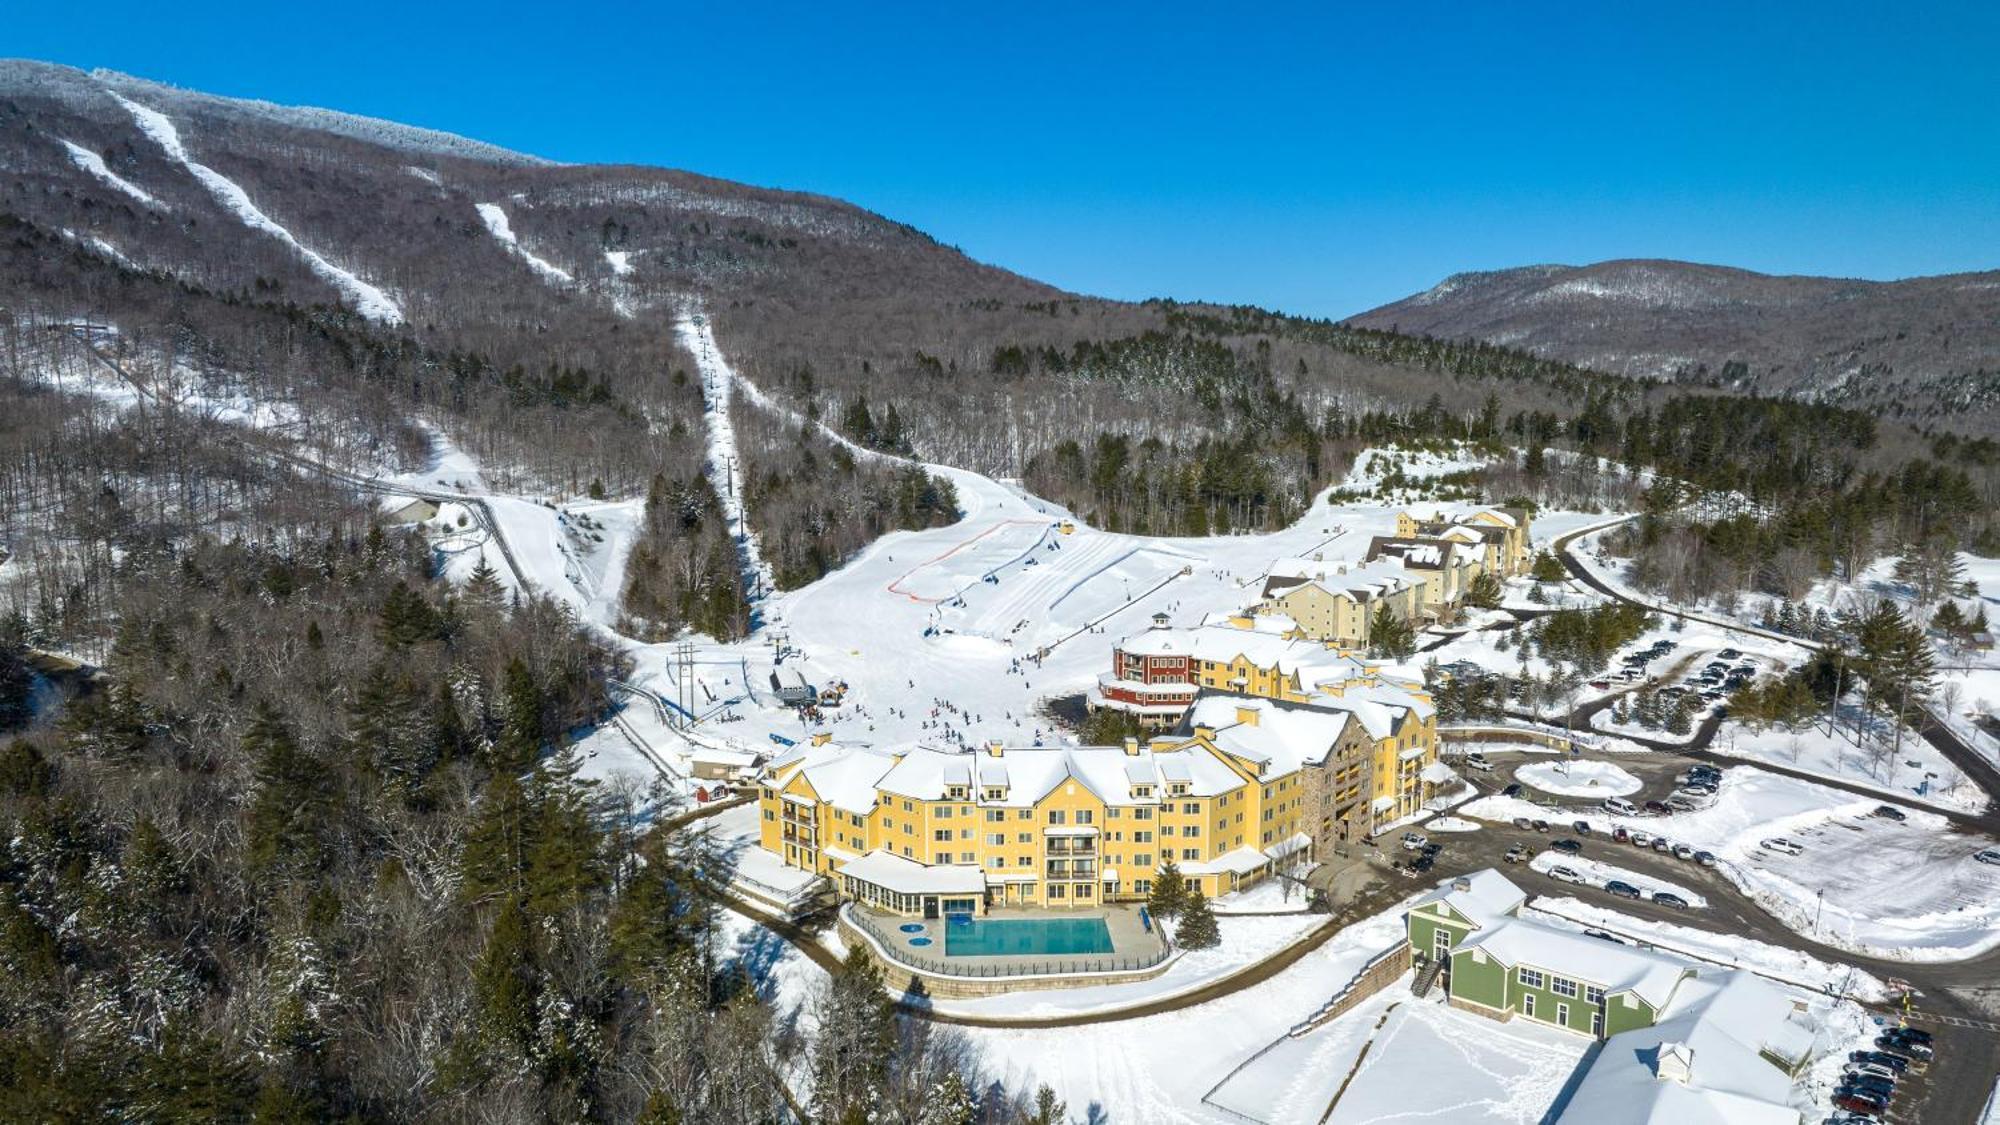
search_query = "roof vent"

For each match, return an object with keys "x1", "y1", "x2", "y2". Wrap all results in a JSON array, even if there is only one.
[
  {"x1": 1451, "y1": 877, "x2": 1473, "y2": 893},
  {"x1": 1655, "y1": 1042, "x2": 1694, "y2": 1084}
]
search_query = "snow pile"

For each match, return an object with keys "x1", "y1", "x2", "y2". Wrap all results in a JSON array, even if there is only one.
[
  {"x1": 1514, "y1": 759, "x2": 1640, "y2": 797},
  {"x1": 475, "y1": 202, "x2": 574, "y2": 286},
  {"x1": 59, "y1": 139, "x2": 158, "y2": 206},
  {"x1": 1426, "y1": 816, "x2": 1481, "y2": 832},
  {"x1": 604, "y1": 249, "x2": 634, "y2": 276},
  {"x1": 106, "y1": 90, "x2": 405, "y2": 324},
  {"x1": 1527, "y1": 851, "x2": 1707, "y2": 907}
]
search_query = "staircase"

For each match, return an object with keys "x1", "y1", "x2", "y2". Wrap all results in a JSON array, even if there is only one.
[{"x1": 1411, "y1": 955, "x2": 1445, "y2": 999}]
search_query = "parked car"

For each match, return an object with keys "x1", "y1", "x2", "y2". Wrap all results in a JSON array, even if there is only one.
[
  {"x1": 1842, "y1": 1075, "x2": 1896, "y2": 1099},
  {"x1": 1411, "y1": 855, "x2": 1436, "y2": 874},
  {"x1": 1532, "y1": 819, "x2": 1551, "y2": 833},
  {"x1": 1421, "y1": 842, "x2": 1443, "y2": 858},
  {"x1": 1846, "y1": 1063, "x2": 1898, "y2": 1085},
  {"x1": 1612, "y1": 827, "x2": 1631, "y2": 844},
  {"x1": 1873, "y1": 805, "x2": 1909, "y2": 823},
  {"x1": 1850, "y1": 1050, "x2": 1907, "y2": 1072},
  {"x1": 1718, "y1": 648, "x2": 1742, "y2": 659},
  {"x1": 1886, "y1": 1027, "x2": 1933, "y2": 1046},
  {"x1": 1465, "y1": 753, "x2": 1494, "y2": 771},
  {"x1": 1693, "y1": 850, "x2": 1718, "y2": 867},
  {"x1": 1876, "y1": 1034, "x2": 1932, "y2": 1059},
  {"x1": 1504, "y1": 845, "x2": 1530, "y2": 863},
  {"x1": 1644, "y1": 800, "x2": 1671, "y2": 815},
  {"x1": 1552, "y1": 838, "x2": 1584, "y2": 855},
  {"x1": 1666, "y1": 796, "x2": 1700, "y2": 813},
  {"x1": 1573, "y1": 820, "x2": 1593, "y2": 836},
  {"x1": 1401, "y1": 833, "x2": 1428, "y2": 851},
  {"x1": 1831, "y1": 1093, "x2": 1888, "y2": 1116},
  {"x1": 1650, "y1": 837, "x2": 1672, "y2": 852},
  {"x1": 1583, "y1": 929, "x2": 1623, "y2": 943},
  {"x1": 1547, "y1": 865, "x2": 1586, "y2": 884},
  {"x1": 1760, "y1": 837, "x2": 1805, "y2": 856},
  {"x1": 1512, "y1": 817, "x2": 1534, "y2": 830},
  {"x1": 1652, "y1": 891, "x2": 1690, "y2": 910},
  {"x1": 1628, "y1": 830, "x2": 1652, "y2": 847},
  {"x1": 1502, "y1": 783, "x2": 1524, "y2": 798},
  {"x1": 1604, "y1": 880, "x2": 1642, "y2": 900},
  {"x1": 1975, "y1": 848, "x2": 2000, "y2": 866},
  {"x1": 1602, "y1": 796, "x2": 1638, "y2": 815},
  {"x1": 1671, "y1": 844, "x2": 1695, "y2": 861}
]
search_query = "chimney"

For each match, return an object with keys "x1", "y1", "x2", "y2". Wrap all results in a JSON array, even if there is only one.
[
  {"x1": 1192, "y1": 725, "x2": 1217, "y2": 740},
  {"x1": 1451, "y1": 877, "x2": 1472, "y2": 893},
  {"x1": 1235, "y1": 705, "x2": 1260, "y2": 727},
  {"x1": 987, "y1": 741, "x2": 1004, "y2": 757},
  {"x1": 1123, "y1": 736, "x2": 1140, "y2": 757}
]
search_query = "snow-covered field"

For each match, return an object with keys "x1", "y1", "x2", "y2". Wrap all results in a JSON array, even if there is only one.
[
  {"x1": 1514, "y1": 758, "x2": 1641, "y2": 797},
  {"x1": 1467, "y1": 767, "x2": 2000, "y2": 960},
  {"x1": 1527, "y1": 851, "x2": 1708, "y2": 907}
]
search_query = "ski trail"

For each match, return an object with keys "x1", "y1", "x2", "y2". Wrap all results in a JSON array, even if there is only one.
[
  {"x1": 60, "y1": 139, "x2": 158, "y2": 206},
  {"x1": 475, "y1": 202, "x2": 575, "y2": 285},
  {"x1": 105, "y1": 89, "x2": 405, "y2": 325},
  {"x1": 676, "y1": 307, "x2": 776, "y2": 621}
]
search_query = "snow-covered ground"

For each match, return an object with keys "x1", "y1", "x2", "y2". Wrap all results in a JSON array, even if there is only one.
[
  {"x1": 1527, "y1": 851, "x2": 1708, "y2": 907},
  {"x1": 1211, "y1": 875, "x2": 1317, "y2": 914},
  {"x1": 1467, "y1": 767, "x2": 2000, "y2": 961},
  {"x1": 107, "y1": 90, "x2": 403, "y2": 324},
  {"x1": 1712, "y1": 712, "x2": 1987, "y2": 813},
  {"x1": 1515, "y1": 758, "x2": 1641, "y2": 797},
  {"x1": 60, "y1": 137, "x2": 159, "y2": 205}
]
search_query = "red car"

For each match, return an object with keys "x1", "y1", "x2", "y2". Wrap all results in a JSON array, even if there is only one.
[{"x1": 1832, "y1": 1092, "x2": 1887, "y2": 1117}]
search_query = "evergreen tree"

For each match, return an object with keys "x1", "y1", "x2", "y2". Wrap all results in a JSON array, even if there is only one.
[
  {"x1": 1029, "y1": 1085, "x2": 1068, "y2": 1125},
  {"x1": 460, "y1": 771, "x2": 534, "y2": 902},
  {"x1": 918, "y1": 1071, "x2": 977, "y2": 1125},
  {"x1": 1464, "y1": 572, "x2": 1504, "y2": 609},
  {"x1": 1665, "y1": 694, "x2": 1695, "y2": 736},
  {"x1": 472, "y1": 897, "x2": 539, "y2": 1059},
  {"x1": 809, "y1": 948, "x2": 893, "y2": 1124},
  {"x1": 465, "y1": 558, "x2": 506, "y2": 611},
  {"x1": 494, "y1": 657, "x2": 544, "y2": 773},
  {"x1": 1147, "y1": 859, "x2": 1188, "y2": 920},
  {"x1": 1529, "y1": 553, "x2": 1568, "y2": 583},
  {"x1": 245, "y1": 703, "x2": 338, "y2": 880},
  {"x1": 1174, "y1": 888, "x2": 1221, "y2": 949},
  {"x1": 1367, "y1": 604, "x2": 1416, "y2": 660}
]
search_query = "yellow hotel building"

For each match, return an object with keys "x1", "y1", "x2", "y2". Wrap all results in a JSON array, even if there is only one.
[{"x1": 757, "y1": 681, "x2": 1438, "y2": 918}]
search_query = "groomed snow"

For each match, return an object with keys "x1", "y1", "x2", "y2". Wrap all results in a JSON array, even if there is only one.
[
  {"x1": 1515, "y1": 758, "x2": 1641, "y2": 797},
  {"x1": 106, "y1": 90, "x2": 404, "y2": 324},
  {"x1": 475, "y1": 202, "x2": 575, "y2": 285},
  {"x1": 59, "y1": 138, "x2": 158, "y2": 206}
]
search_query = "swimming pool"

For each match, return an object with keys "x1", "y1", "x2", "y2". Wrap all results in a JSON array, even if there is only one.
[{"x1": 944, "y1": 915, "x2": 1113, "y2": 957}]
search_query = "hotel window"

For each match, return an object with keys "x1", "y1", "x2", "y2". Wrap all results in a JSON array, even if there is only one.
[
  {"x1": 1048, "y1": 810, "x2": 1067, "y2": 825},
  {"x1": 903, "y1": 800, "x2": 913, "y2": 812},
  {"x1": 1135, "y1": 853, "x2": 1153, "y2": 867},
  {"x1": 1017, "y1": 832, "x2": 1031, "y2": 844},
  {"x1": 1585, "y1": 986, "x2": 1605, "y2": 1004},
  {"x1": 1048, "y1": 884, "x2": 1066, "y2": 899},
  {"x1": 1522, "y1": 994, "x2": 1536, "y2": 1018},
  {"x1": 959, "y1": 852, "x2": 974, "y2": 863},
  {"x1": 1018, "y1": 855, "x2": 1033, "y2": 867},
  {"x1": 932, "y1": 830, "x2": 951, "y2": 842},
  {"x1": 1519, "y1": 968, "x2": 1545, "y2": 989},
  {"x1": 1556, "y1": 1003, "x2": 1570, "y2": 1027},
  {"x1": 1133, "y1": 808, "x2": 1153, "y2": 820},
  {"x1": 1135, "y1": 879, "x2": 1153, "y2": 894},
  {"x1": 1076, "y1": 810, "x2": 1094, "y2": 825},
  {"x1": 960, "y1": 828, "x2": 973, "y2": 839},
  {"x1": 1135, "y1": 830, "x2": 1152, "y2": 843},
  {"x1": 933, "y1": 852, "x2": 950, "y2": 864},
  {"x1": 1591, "y1": 1011, "x2": 1603, "y2": 1036},
  {"x1": 986, "y1": 810, "x2": 1005, "y2": 822},
  {"x1": 987, "y1": 857, "x2": 1003, "y2": 868},
  {"x1": 1183, "y1": 825, "x2": 1200, "y2": 837},
  {"x1": 1181, "y1": 802, "x2": 1199, "y2": 815},
  {"x1": 1552, "y1": 978, "x2": 1578, "y2": 999},
  {"x1": 1181, "y1": 848, "x2": 1200, "y2": 860},
  {"x1": 937, "y1": 807, "x2": 952, "y2": 819},
  {"x1": 1017, "y1": 809, "x2": 1031, "y2": 820},
  {"x1": 987, "y1": 833, "x2": 1004, "y2": 845}
]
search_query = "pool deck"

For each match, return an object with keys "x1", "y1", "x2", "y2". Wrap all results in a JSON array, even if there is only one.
[{"x1": 855, "y1": 902, "x2": 1166, "y2": 975}]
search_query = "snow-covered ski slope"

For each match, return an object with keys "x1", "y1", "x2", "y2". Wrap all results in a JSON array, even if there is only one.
[
  {"x1": 475, "y1": 202, "x2": 574, "y2": 285},
  {"x1": 676, "y1": 310, "x2": 776, "y2": 611},
  {"x1": 106, "y1": 89, "x2": 405, "y2": 324}
]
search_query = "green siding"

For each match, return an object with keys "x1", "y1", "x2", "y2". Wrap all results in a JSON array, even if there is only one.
[
  {"x1": 1446, "y1": 948, "x2": 1508, "y2": 1008},
  {"x1": 1406, "y1": 904, "x2": 1473, "y2": 962}
]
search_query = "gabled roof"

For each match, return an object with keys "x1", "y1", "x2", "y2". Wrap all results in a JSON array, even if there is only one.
[
  {"x1": 1459, "y1": 918, "x2": 1690, "y2": 1011},
  {"x1": 1556, "y1": 970, "x2": 1812, "y2": 1125},
  {"x1": 1410, "y1": 868, "x2": 1525, "y2": 929}
]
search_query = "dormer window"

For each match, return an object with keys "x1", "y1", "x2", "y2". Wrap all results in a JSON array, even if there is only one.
[
  {"x1": 1170, "y1": 783, "x2": 1190, "y2": 796},
  {"x1": 983, "y1": 787, "x2": 1006, "y2": 801},
  {"x1": 947, "y1": 786, "x2": 967, "y2": 800}
]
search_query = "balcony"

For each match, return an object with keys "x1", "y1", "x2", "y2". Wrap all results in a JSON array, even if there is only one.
[{"x1": 1045, "y1": 840, "x2": 1097, "y2": 856}]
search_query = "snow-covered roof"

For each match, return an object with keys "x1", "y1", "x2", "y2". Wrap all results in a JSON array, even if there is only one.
[
  {"x1": 1181, "y1": 845, "x2": 1273, "y2": 876},
  {"x1": 1261, "y1": 557, "x2": 1419, "y2": 604},
  {"x1": 1556, "y1": 970, "x2": 1812, "y2": 1125},
  {"x1": 1460, "y1": 919, "x2": 1690, "y2": 1011},
  {"x1": 763, "y1": 744, "x2": 901, "y2": 816},
  {"x1": 1188, "y1": 694, "x2": 1358, "y2": 775},
  {"x1": 1410, "y1": 868, "x2": 1525, "y2": 929},
  {"x1": 836, "y1": 850, "x2": 986, "y2": 896}
]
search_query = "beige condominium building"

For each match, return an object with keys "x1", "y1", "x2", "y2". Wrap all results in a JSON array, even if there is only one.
[{"x1": 1394, "y1": 505, "x2": 1534, "y2": 578}]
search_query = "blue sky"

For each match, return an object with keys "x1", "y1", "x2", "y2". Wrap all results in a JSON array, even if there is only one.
[{"x1": 11, "y1": 1, "x2": 1997, "y2": 317}]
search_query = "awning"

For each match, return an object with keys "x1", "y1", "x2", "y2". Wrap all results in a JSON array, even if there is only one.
[
  {"x1": 1101, "y1": 867, "x2": 1120, "y2": 882},
  {"x1": 1045, "y1": 826, "x2": 1100, "y2": 836},
  {"x1": 1371, "y1": 795, "x2": 1398, "y2": 812},
  {"x1": 1263, "y1": 832, "x2": 1312, "y2": 861},
  {"x1": 1420, "y1": 762, "x2": 1455, "y2": 784}
]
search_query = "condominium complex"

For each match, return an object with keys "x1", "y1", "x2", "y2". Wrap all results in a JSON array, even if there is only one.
[{"x1": 756, "y1": 670, "x2": 1438, "y2": 916}]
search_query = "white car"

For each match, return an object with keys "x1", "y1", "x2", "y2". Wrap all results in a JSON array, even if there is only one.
[
  {"x1": 1975, "y1": 848, "x2": 2000, "y2": 866},
  {"x1": 1761, "y1": 837, "x2": 1805, "y2": 856},
  {"x1": 1401, "y1": 833, "x2": 1428, "y2": 851},
  {"x1": 1464, "y1": 753, "x2": 1493, "y2": 771},
  {"x1": 1546, "y1": 864, "x2": 1587, "y2": 884}
]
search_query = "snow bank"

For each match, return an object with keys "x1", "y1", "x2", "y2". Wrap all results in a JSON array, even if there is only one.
[
  {"x1": 1528, "y1": 851, "x2": 1707, "y2": 907},
  {"x1": 107, "y1": 90, "x2": 404, "y2": 324},
  {"x1": 1514, "y1": 759, "x2": 1640, "y2": 797}
]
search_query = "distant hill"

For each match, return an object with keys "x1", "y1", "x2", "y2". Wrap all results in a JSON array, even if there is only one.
[{"x1": 1351, "y1": 259, "x2": 2000, "y2": 429}]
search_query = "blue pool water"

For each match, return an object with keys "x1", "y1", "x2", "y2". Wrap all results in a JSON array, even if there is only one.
[
  {"x1": 944, "y1": 915, "x2": 1113, "y2": 957},
  {"x1": 899, "y1": 923, "x2": 926, "y2": 933},
  {"x1": 909, "y1": 937, "x2": 933, "y2": 947}
]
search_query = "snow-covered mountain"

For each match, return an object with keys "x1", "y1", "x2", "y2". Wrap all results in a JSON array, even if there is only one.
[{"x1": 1352, "y1": 259, "x2": 2000, "y2": 426}]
